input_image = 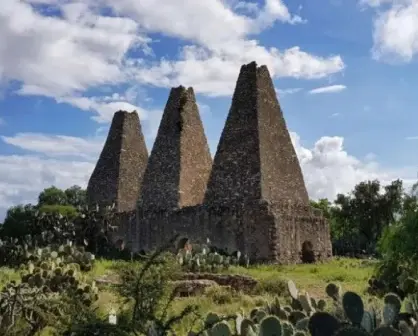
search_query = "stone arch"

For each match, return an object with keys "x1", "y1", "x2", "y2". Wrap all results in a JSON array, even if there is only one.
[{"x1": 301, "y1": 240, "x2": 315, "y2": 263}]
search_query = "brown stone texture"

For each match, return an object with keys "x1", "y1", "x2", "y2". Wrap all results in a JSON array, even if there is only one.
[
  {"x1": 181, "y1": 273, "x2": 258, "y2": 293},
  {"x1": 138, "y1": 86, "x2": 212, "y2": 211},
  {"x1": 86, "y1": 111, "x2": 148, "y2": 213},
  {"x1": 204, "y1": 61, "x2": 309, "y2": 205},
  {"x1": 131, "y1": 201, "x2": 332, "y2": 263},
  {"x1": 95, "y1": 62, "x2": 332, "y2": 264}
]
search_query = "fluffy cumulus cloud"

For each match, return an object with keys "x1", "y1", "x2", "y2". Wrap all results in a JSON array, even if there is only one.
[
  {"x1": 0, "y1": 130, "x2": 413, "y2": 220},
  {"x1": 290, "y1": 133, "x2": 416, "y2": 199},
  {"x1": 0, "y1": 0, "x2": 409, "y2": 219},
  {"x1": 362, "y1": 0, "x2": 418, "y2": 62},
  {"x1": 0, "y1": 155, "x2": 94, "y2": 216},
  {"x1": 0, "y1": 0, "x2": 345, "y2": 113}
]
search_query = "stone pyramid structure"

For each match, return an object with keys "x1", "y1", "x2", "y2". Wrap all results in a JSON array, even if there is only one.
[
  {"x1": 139, "y1": 86, "x2": 212, "y2": 211},
  {"x1": 205, "y1": 61, "x2": 309, "y2": 206},
  {"x1": 88, "y1": 62, "x2": 332, "y2": 264},
  {"x1": 87, "y1": 110, "x2": 148, "y2": 212}
]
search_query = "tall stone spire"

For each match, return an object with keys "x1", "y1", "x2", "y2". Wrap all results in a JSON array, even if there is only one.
[
  {"x1": 139, "y1": 86, "x2": 212, "y2": 211},
  {"x1": 87, "y1": 110, "x2": 149, "y2": 212},
  {"x1": 204, "y1": 61, "x2": 309, "y2": 205}
]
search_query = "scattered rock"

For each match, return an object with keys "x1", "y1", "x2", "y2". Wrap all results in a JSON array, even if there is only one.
[
  {"x1": 95, "y1": 272, "x2": 257, "y2": 295},
  {"x1": 171, "y1": 279, "x2": 218, "y2": 297},
  {"x1": 181, "y1": 273, "x2": 257, "y2": 293},
  {"x1": 95, "y1": 274, "x2": 121, "y2": 286}
]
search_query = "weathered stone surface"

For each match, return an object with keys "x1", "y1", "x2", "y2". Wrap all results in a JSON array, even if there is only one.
[
  {"x1": 171, "y1": 279, "x2": 218, "y2": 297},
  {"x1": 139, "y1": 86, "x2": 212, "y2": 211},
  {"x1": 87, "y1": 111, "x2": 148, "y2": 212},
  {"x1": 204, "y1": 61, "x2": 309, "y2": 205},
  {"x1": 92, "y1": 62, "x2": 332, "y2": 264},
  {"x1": 131, "y1": 200, "x2": 332, "y2": 263},
  {"x1": 181, "y1": 273, "x2": 258, "y2": 293}
]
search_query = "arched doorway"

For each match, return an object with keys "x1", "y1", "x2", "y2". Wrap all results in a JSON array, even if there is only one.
[{"x1": 301, "y1": 240, "x2": 315, "y2": 263}]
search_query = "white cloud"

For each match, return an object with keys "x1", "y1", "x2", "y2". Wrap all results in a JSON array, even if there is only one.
[
  {"x1": 276, "y1": 88, "x2": 302, "y2": 96},
  {"x1": 0, "y1": 155, "x2": 95, "y2": 218},
  {"x1": 359, "y1": 0, "x2": 395, "y2": 8},
  {"x1": 290, "y1": 132, "x2": 416, "y2": 199},
  {"x1": 309, "y1": 84, "x2": 347, "y2": 94},
  {"x1": 1, "y1": 133, "x2": 104, "y2": 159},
  {"x1": 107, "y1": 0, "x2": 302, "y2": 46},
  {"x1": 0, "y1": 0, "x2": 150, "y2": 96},
  {"x1": 233, "y1": 1, "x2": 260, "y2": 14},
  {"x1": 364, "y1": 0, "x2": 418, "y2": 62},
  {"x1": 0, "y1": 130, "x2": 413, "y2": 221},
  {"x1": 0, "y1": 0, "x2": 345, "y2": 112},
  {"x1": 132, "y1": 45, "x2": 344, "y2": 97}
]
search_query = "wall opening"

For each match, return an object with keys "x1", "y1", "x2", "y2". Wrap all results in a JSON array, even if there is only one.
[
  {"x1": 115, "y1": 239, "x2": 125, "y2": 251},
  {"x1": 176, "y1": 237, "x2": 191, "y2": 252},
  {"x1": 301, "y1": 240, "x2": 315, "y2": 263}
]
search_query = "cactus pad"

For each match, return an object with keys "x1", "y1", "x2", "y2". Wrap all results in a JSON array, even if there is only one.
[
  {"x1": 342, "y1": 291, "x2": 364, "y2": 325},
  {"x1": 210, "y1": 321, "x2": 232, "y2": 336},
  {"x1": 308, "y1": 312, "x2": 340, "y2": 336},
  {"x1": 288, "y1": 280, "x2": 299, "y2": 300},
  {"x1": 334, "y1": 326, "x2": 370, "y2": 336},
  {"x1": 326, "y1": 283, "x2": 341, "y2": 300},
  {"x1": 260, "y1": 315, "x2": 282, "y2": 336}
]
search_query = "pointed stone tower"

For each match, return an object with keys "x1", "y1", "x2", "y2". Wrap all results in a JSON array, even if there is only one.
[
  {"x1": 204, "y1": 61, "x2": 309, "y2": 206},
  {"x1": 139, "y1": 86, "x2": 212, "y2": 211},
  {"x1": 87, "y1": 110, "x2": 149, "y2": 213}
]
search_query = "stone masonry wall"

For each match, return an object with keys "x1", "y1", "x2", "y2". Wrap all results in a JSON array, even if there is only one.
[
  {"x1": 204, "y1": 61, "x2": 309, "y2": 206},
  {"x1": 204, "y1": 62, "x2": 262, "y2": 205},
  {"x1": 127, "y1": 200, "x2": 331, "y2": 264},
  {"x1": 139, "y1": 86, "x2": 212, "y2": 211},
  {"x1": 92, "y1": 62, "x2": 332, "y2": 264},
  {"x1": 256, "y1": 65, "x2": 309, "y2": 205},
  {"x1": 87, "y1": 111, "x2": 148, "y2": 212}
]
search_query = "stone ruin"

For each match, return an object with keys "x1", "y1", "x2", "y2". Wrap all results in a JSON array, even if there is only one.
[{"x1": 87, "y1": 61, "x2": 332, "y2": 263}]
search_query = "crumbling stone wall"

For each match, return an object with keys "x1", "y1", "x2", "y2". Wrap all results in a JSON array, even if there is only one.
[
  {"x1": 204, "y1": 61, "x2": 309, "y2": 206},
  {"x1": 93, "y1": 62, "x2": 332, "y2": 264},
  {"x1": 139, "y1": 86, "x2": 212, "y2": 211},
  {"x1": 87, "y1": 111, "x2": 148, "y2": 212},
  {"x1": 127, "y1": 200, "x2": 331, "y2": 264},
  {"x1": 269, "y1": 203, "x2": 333, "y2": 263}
]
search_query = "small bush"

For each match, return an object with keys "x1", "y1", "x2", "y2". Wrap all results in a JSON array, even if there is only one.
[
  {"x1": 205, "y1": 286, "x2": 235, "y2": 305},
  {"x1": 253, "y1": 276, "x2": 287, "y2": 296}
]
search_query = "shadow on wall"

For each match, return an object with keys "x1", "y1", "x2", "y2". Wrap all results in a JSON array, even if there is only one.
[{"x1": 301, "y1": 240, "x2": 315, "y2": 263}]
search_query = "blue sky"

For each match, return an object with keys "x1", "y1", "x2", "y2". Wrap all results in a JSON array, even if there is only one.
[{"x1": 0, "y1": 0, "x2": 417, "y2": 219}]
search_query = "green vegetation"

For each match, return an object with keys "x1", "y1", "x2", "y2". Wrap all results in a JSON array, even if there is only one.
[
  {"x1": 1, "y1": 179, "x2": 418, "y2": 335},
  {"x1": 1, "y1": 257, "x2": 376, "y2": 335}
]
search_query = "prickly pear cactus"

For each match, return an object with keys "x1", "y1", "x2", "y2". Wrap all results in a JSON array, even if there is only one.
[
  {"x1": 0, "y1": 243, "x2": 98, "y2": 333},
  {"x1": 176, "y1": 245, "x2": 249, "y2": 273},
  {"x1": 342, "y1": 291, "x2": 364, "y2": 325},
  {"x1": 206, "y1": 278, "x2": 418, "y2": 336},
  {"x1": 259, "y1": 316, "x2": 282, "y2": 336}
]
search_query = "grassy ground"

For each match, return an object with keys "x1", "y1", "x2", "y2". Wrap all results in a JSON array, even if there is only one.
[
  {"x1": 0, "y1": 257, "x2": 377, "y2": 334},
  {"x1": 168, "y1": 257, "x2": 377, "y2": 334}
]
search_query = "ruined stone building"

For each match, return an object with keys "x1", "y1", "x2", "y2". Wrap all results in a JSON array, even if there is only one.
[{"x1": 87, "y1": 61, "x2": 332, "y2": 263}]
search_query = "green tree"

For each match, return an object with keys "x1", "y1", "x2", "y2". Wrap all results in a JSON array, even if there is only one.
[
  {"x1": 64, "y1": 185, "x2": 87, "y2": 208},
  {"x1": 38, "y1": 186, "x2": 68, "y2": 206},
  {"x1": 310, "y1": 198, "x2": 332, "y2": 220},
  {"x1": 0, "y1": 204, "x2": 37, "y2": 240},
  {"x1": 38, "y1": 204, "x2": 79, "y2": 218},
  {"x1": 0, "y1": 186, "x2": 87, "y2": 242},
  {"x1": 331, "y1": 179, "x2": 404, "y2": 254}
]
